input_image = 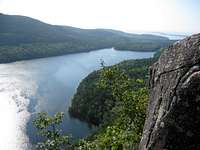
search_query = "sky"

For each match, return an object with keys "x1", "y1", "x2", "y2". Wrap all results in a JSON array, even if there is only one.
[{"x1": 0, "y1": 0, "x2": 199, "y2": 34}]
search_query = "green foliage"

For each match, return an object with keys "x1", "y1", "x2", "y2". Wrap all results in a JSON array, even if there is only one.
[
  {"x1": 69, "y1": 60, "x2": 149, "y2": 149},
  {"x1": 94, "y1": 66, "x2": 148, "y2": 149},
  {"x1": 68, "y1": 69, "x2": 114, "y2": 125},
  {"x1": 69, "y1": 59, "x2": 151, "y2": 125},
  {"x1": 69, "y1": 51, "x2": 167, "y2": 149},
  {"x1": 33, "y1": 112, "x2": 70, "y2": 150}
]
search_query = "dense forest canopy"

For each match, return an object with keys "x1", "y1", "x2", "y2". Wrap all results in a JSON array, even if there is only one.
[
  {"x1": 67, "y1": 59, "x2": 154, "y2": 149},
  {"x1": 0, "y1": 13, "x2": 172, "y2": 63},
  {"x1": 69, "y1": 58, "x2": 153, "y2": 125},
  {"x1": 66, "y1": 52, "x2": 161, "y2": 149}
]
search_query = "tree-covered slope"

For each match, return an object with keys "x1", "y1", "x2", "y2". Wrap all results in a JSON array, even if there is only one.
[
  {"x1": 68, "y1": 58, "x2": 156, "y2": 149},
  {"x1": 0, "y1": 13, "x2": 171, "y2": 63},
  {"x1": 68, "y1": 52, "x2": 161, "y2": 149},
  {"x1": 69, "y1": 58, "x2": 154, "y2": 125}
]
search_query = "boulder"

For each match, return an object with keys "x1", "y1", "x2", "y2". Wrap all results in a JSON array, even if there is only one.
[{"x1": 139, "y1": 33, "x2": 200, "y2": 150}]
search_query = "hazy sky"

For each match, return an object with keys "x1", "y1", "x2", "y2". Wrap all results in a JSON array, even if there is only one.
[{"x1": 0, "y1": 0, "x2": 199, "y2": 33}]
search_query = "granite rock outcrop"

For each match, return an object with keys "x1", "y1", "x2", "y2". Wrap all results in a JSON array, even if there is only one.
[{"x1": 140, "y1": 33, "x2": 200, "y2": 150}]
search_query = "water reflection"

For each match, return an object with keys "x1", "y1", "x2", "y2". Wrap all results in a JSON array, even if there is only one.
[{"x1": 0, "y1": 48, "x2": 154, "y2": 149}]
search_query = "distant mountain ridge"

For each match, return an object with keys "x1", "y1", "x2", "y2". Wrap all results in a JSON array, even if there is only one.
[
  {"x1": 0, "y1": 13, "x2": 171, "y2": 63},
  {"x1": 149, "y1": 32, "x2": 188, "y2": 40}
]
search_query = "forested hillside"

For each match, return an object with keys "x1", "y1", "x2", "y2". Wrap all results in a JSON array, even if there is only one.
[
  {"x1": 69, "y1": 59, "x2": 153, "y2": 125},
  {"x1": 0, "y1": 13, "x2": 171, "y2": 63},
  {"x1": 67, "y1": 52, "x2": 161, "y2": 149}
]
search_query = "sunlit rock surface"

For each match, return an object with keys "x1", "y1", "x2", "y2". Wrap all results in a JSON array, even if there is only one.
[{"x1": 140, "y1": 33, "x2": 200, "y2": 150}]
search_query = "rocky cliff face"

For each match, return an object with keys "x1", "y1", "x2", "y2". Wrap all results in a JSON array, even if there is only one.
[{"x1": 139, "y1": 33, "x2": 200, "y2": 150}]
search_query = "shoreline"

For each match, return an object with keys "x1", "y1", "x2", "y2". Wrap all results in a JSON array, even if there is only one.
[{"x1": 0, "y1": 47, "x2": 157, "y2": 64}]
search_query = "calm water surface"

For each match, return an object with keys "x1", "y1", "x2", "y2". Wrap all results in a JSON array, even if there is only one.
[{"x1": 0, "y1": 48, "x2": 154, "y2": 149}]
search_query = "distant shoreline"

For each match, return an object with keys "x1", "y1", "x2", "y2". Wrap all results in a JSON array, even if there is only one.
[{"x1": 0, "y1": 47, "x2": 156, "y2": 64}]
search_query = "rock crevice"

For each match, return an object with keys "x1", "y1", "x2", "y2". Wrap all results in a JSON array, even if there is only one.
[{"x1": 140, "y1": 33, "x2": 200, "y2": 150}]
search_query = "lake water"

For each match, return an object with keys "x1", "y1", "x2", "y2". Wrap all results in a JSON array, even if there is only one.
[{"x1": 0, "y1": 48, "x2": 154, "y2": 149}]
